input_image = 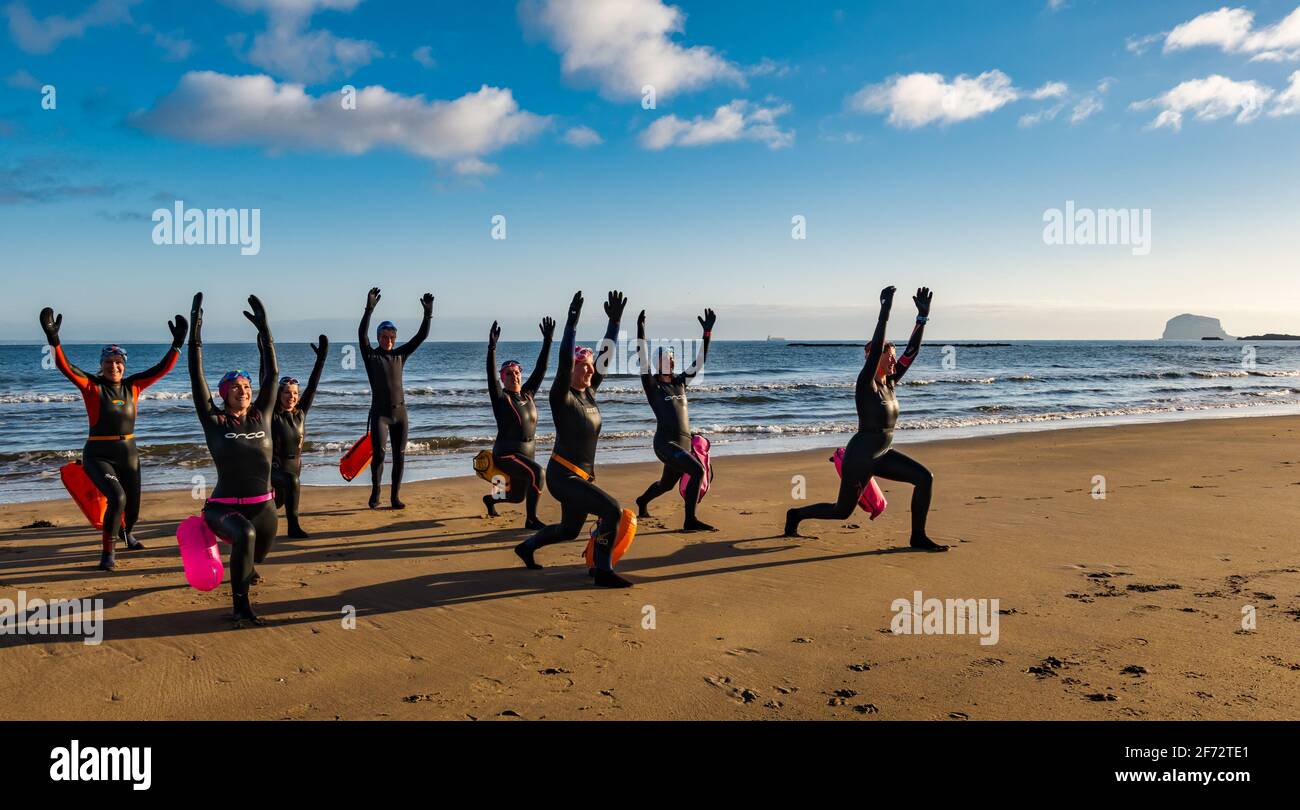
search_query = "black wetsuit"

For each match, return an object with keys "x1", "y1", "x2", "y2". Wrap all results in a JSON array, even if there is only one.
[
  {"x1": 787, "y1": 308, "x2": 933, "y2": 540},
  {"x1": 635, "y1": 329, "x2": 712, "y2": 525},
  {"x1": 51, "y1": 341, "x2": 179, "y2": 556},
  {"x1": 190, "y1": 315, "x2": 279, "y2": 611},
  {"x1": 358, "y1": 304, "x2": 430, "y2": 507},
  {"x1": 517, "y1": 305, "x2": 622, "y2": 574},
  {"x1": 486, "y1": 333, "x2": 552, "y2": 523},
  {"x1": 272, "y1": 344, "x2": 326, "y2": 537}
]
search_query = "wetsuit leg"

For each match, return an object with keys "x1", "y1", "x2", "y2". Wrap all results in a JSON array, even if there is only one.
[
  {"x1": 515, "y1": 468, "x2": 619, "y2": 570},
  {"x1": 205, "y1": 501, "x2": 277, "y2": 621},
  {"x1": 785, "y1": 432, "x2": 884, "y2": 535},
  {"x1": 635, "y1": 464, "x2": 680, "y2": 516},
  {"x1": 273, "y1": 468, "x2": 305, "y2": 537},
  {"x1": 82, "y1": 453, "x2": 126, "y2": 560},
  {"x1": 872, "y1": 448, "x2": 943, "y2": 550},
  {"x1": 494, "y1": 453, "x2": 544, "y2": 525},
  {"x1": 119, "y1": 443, "x2": 142, "y2": 545},
  {"x1": 368, "y1": 411, "x2": 389, "y2": 507},
  {"x1": 389, "y1": 408, "x2": 408, "y2": 508}
]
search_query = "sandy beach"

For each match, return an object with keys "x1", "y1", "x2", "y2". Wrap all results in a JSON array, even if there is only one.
[{"x1": 1, "y1": 415, "x2": 1298, "y2": 721}]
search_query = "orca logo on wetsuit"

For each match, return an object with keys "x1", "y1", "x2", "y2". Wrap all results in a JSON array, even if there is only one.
[
  {"x1": 224, "y1": 431, "x2": 267, "y2": 439},
  {"x1": 110, "y1": 399, "x2": 126, "y2": 407}
]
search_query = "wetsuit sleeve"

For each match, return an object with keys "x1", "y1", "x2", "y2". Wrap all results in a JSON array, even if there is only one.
[
  {"x1": 252, "y1": 330, "x2": 279, "y2": 415},
  {"x1": 589, "y1": 315, "x2": 620, "y2": 392},
  {"x1": 637, "y1": 317, "x2": 654, "y2": 398},
  {"x1": 52, "y1": 346, "x2": 96, "y2": 395},
  {"x1": 298, "y1": 343, "x2": 327, "y2": 414},
  {"x1": 889, "y1": 319, "x2": 926, "y2": 383},
  {"x1": 189, "y1": 327, "x2": 216, "y2": 424},
  {"x1": 358, "y1": 305, "x2": 374, "y2": 357},
  {"x1": 522, "y1": 331, "x2": 552, "y2": 397},
  {"x1": 396, "y1": 306, "x2": 431, "y2": 358},
  {"x1": 683, "y1": 327, "x2": 711, "y2": 382},
  {"x1": 859, "y1": 302, "x2": 890, "y2": 397},
  {"x1": 125, "y1": 345, "x2": 180, "y2": 392},
  {"x1": 487, "y1": 340, "x2": 502, "y2": 401},
  {"x1": 552, "y1": 312, "x2": 577, "y2": 407}
]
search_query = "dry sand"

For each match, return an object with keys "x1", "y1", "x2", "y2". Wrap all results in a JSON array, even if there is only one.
[{"x1": 2, "y1": 415, "x2": 1299, "y2": 720}]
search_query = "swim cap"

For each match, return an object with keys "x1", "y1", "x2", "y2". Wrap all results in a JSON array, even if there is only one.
[
  {"x1": 218, "y1": 370, "x2": 252, "y2": 401},
  {"x1": 100, "y1": 344, "x2": 127, "y2": 363},
  {"x1": 655, "y1": 345, "x2": 674, "y2": 372},
  {"x1": 377, "y1": 320, "x2": 397, "y2": 340},
  {"x1": 499, "y1": 360, "x2": 521, "y2": 374},
  {"x1": 573, "y1": 346, "x2": 594, "y2": 364}
]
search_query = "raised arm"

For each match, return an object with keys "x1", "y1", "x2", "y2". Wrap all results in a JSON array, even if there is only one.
[
  {"x1": 39, "y1": 308, "x2": 94, "y2": 392},
  {"x1": 522, "y1": 316, "x2": 555, "y2": 396},
  {"x1": 590, "y1": 290, "x2": 626, "y2": 392},
  {"x1": 682, "y1": 308, "x2": 716, "y2": 382},
  {"x1": 487, "y1": 321, "x2": 503, "y2": 401},
  {"x1": 859, "y1": 286, "x2": 895, "y2": 394},
  {"x1": 126, "y1": 315, "x2": 187, "y2": 392},
  {"x1": 395, "y1": 293, "x2": 433, "y2": 357},
  {"x1": 299, "y1": 334, "x2": 329, "y2": 414},
  {"x1": 889, "y1": 287, "x2": 931, "y2": 383},
  {"x1": 358, "y1": 287, "x2": 379, "y2": 354},
  {"x1": 552, "y1": 292, "x2": 582, "y2": 403},
  {"x1": 244, "y1": 295, "x2": 279, "y2": 415},
  {"x1": 636, "y1": 310, "x2": 653, "y2": 396},
  {"x1": 188, "y1": 293, "x2": 216, "y2": 422}
]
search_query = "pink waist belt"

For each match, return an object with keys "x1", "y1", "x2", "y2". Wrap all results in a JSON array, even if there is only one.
[{"x1": 207, "y1": 492, "x2": 274, "y2": 505}]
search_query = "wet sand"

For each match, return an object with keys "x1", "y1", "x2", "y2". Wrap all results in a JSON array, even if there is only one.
[{"x1": 2, "y1": 415, "x2": 1298, "y2": 720}]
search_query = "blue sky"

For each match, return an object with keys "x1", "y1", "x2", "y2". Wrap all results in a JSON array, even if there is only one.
[{"x1": 1, "y1": 0, "x2": 1298, "y2": 341}]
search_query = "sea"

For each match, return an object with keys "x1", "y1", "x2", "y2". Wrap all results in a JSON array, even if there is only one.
[{"x1": 2, "y1": 338, "x2": 1298, "y2": 504}]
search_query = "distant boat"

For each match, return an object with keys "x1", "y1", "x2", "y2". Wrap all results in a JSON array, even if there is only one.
[
  {"x1": 1200, "y1": 336, "x2": 1223, "y2": 341},
  {"x1": 766, "y1": 335, "x2": 786, "y2": 342}
]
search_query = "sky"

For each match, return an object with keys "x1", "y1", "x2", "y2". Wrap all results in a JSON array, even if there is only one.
[{"x1": 1, "y1": 0, "x2": 1298, "y2": 341}]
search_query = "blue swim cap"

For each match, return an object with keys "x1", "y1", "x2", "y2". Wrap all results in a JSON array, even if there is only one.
[
  {"x1": 377, "y1": 320, "x2": 397, "y2": 339},
  {"x1": 100, "y1": 344, "x2": 127, "y2": 363}
]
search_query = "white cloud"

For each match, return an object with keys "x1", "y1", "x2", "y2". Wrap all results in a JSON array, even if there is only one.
[
  {"x1": 1126, "y1": 33, "x2": 1163, "y2": 56},
  {"x1": 1047, "y1": 0, "x2": 1068, "y2": 10},
  {"x1": 1272, "y1": 70, "x2": 1300, "y2": 115},
  {"x1": 639, "y1": 99, "x2": 792, "y2": 150},
  {"x1": 1018, "y1": 103, "x2": 1063, "y2": 128},
  {"x1": 3, "y1": 0, "x2": 137, "y2": 53},
  {"x1": 562, "y1": 125, "x2": 603, "y2": 147},
  {"x1": 5, "y1": 68, "x2": 41, "y2": 89},
  {"x1": 1162, "y1": 4, "x2": 1300, "y2": 61},
  {"x1": 1131, "y1": 74, "x2": 1275, "y2": 130},
  {"x1": 520, "y1": 0, "x2": 742, "y2": 101},
  {"x1": 1030, "y1": 81, "x2": 1068, "y2": 100},
  {"x1": 848, "y1": 70, "x2": 1023, "y2": 127},
  {"x1": 1070, "y1": 78, "x2": 1113, "y2": 124},
  {"x1": 226, "y1": 0, "x2": 380, "y2": 83},
  {"x1": 452, "y1": 157, "x2": 499, "y2": 176},
  {"x1": 131, "y1": 71, "x2": 550, "y2": 168},
  {"x1": 412, "y1": 44, "x2": 435, "y2": 69}
]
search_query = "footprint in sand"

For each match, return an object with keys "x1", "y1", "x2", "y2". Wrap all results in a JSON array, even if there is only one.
[
  {"x1": 726, "y1": 647, "x2": 760, "y2": 657},
  {"x1": 703, "y1": 674, "x2": 760, "y2": 704}
]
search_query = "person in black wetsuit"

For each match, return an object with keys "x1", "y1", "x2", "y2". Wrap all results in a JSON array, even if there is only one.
[
  {"x1": 484, "y1": 316, "x2": 554, "y2": 528},
  {"x1": 633, "y1": 307, "x2": 716, "y2": 531},
  {"x1": 39, "y1": 308, "x2": 186, "y2": 571},
  {"x1": 358, "y1": 287, "x2": 433, "y2": 509},
  {"x1": 514, "y1": 291, "x2": 632, "y2": 588},
  {"x1": 272, "y1": 335, "x2": 328, "y2": 539},
  {"x1": 188, "y1": 292, "x2": 280, "y2": 625},
  {"x1": 784, "y1": 286, "x2": 945, "y2": 551}
]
